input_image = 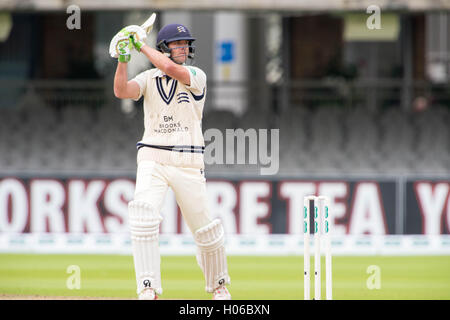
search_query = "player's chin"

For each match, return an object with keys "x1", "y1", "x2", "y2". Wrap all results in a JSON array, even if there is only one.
[{"x1": 172, "y1": 54, "x2": 187, "y2": 65}]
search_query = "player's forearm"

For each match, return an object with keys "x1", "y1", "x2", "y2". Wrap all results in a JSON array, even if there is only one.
[
  {"x1": 140, "y1": 45, "x2": 190, "y2": 85},
  {"x1": 140, "y1": 45, "x2": 176, "y2": 75},
  {"x1": 114, "y1": 62, "x2": 129, "y2": 98}
]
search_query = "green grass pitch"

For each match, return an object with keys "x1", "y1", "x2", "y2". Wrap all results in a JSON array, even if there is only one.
[{"x1": 0, "y1": 254, "x2": 449, "y2": 299}]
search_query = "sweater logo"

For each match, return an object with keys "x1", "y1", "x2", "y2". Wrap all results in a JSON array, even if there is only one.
[
  {"x1": 177, "y1": 92, "x2": 190, "y2": 104},
  {"x1": 188, "y1": 67, "x2": 196, "y2": 76}
]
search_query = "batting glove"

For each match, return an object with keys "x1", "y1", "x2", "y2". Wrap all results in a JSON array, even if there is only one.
[
  {"x1": 110, "y1": 28, "x2": 133, "y2": 63},
  {"x1": 130, "y1": 34, "x2": 145, "y2": 52},
  {"x1": 118, "y1": 30, "x2": 133, "y2": 63}
]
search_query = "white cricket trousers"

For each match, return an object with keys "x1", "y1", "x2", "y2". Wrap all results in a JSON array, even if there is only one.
[
  {"x1": 130, "y1": 160, "x2": 231, "y2": 295},
  {"x1": 133, "y1": 160, "x2": 212, "y2": 234}
]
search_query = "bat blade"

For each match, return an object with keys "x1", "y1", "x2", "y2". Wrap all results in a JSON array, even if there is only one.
[{"x1": 141, "y1": 13, "x2": 156, "y2": 34}]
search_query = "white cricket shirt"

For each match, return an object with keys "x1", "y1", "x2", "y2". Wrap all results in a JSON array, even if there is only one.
[{"x1": 131, "y1": 65, "x2": 207, "y2": 169}]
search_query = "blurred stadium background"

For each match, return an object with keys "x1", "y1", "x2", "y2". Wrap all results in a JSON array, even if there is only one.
[{"x1": 0, "y1": 0, "x2": 449, "y2": 299}]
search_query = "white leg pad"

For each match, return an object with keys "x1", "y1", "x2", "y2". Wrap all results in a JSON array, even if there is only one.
[
  {"x1": 194, "y1": 219, "x2": 231, "y2": 293},
  {"x1": 128, "y1": 200, "x2": 163, "y2": 295}
]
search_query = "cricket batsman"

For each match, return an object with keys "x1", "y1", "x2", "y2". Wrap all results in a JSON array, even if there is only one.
[{"x1": 111, "y1": 20, "x2": 231, "y2": 300}]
